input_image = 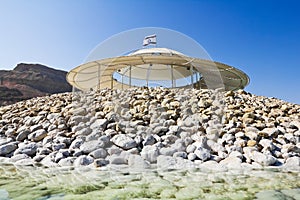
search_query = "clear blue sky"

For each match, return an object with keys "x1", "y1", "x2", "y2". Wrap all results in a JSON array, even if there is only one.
[{"x1": 0, "y1": 0, "x2": 299, "y2": 104}]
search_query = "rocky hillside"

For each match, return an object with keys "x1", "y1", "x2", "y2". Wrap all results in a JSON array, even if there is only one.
[
  {"x1": 0, "y1": 63, "x2": 72, "y2": 106},
  {"x1": 0, "y1": 88, "x2": 299, "y2": 171}
]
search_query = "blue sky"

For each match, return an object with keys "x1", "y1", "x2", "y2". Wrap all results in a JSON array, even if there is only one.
[{"x1": 0, "y1": 0, "x2": 299, "y2": 104}]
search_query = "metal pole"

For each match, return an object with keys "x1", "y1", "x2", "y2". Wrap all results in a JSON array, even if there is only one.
[
  {"x1": 146, "y1": 64, "x2": 152, "y2": 88},
  {"x1": 196, "y1": 71, "x2": 199, "y2": 89},
  {"x1": 171, "y1": 65, "x2": 174, "y2": 88},
  {"x1": 129, "y1": 66, "x2": 132, "y2": 88},
  {"x1": 190, "y1": 65, "x2": 194, "y2": 88},
  {"x1": 121, "y1": 70, "x2": 124, "y2": 90},
  {"x1": 97, "y1": 64, "x2": 101, "y2": 90},
  {"x1": 111, "y1": 75, "x2": 113, "y2": 89}
]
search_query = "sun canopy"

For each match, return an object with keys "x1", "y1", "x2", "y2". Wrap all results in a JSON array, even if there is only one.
[{"x1": 67, "y1": 48, "x2": 249, "y2": 91}]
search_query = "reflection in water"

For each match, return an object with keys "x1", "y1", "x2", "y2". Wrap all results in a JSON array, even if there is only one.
[{"x1": 0, "y1": 164, "x2": 299, "y2": 199}]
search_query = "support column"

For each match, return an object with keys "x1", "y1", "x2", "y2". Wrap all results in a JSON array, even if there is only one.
[
  {"x1": 129, "y1": 66, "x2": 132, "y2": 88},
  {"x1": 196, "y1": 71, "x2": 199, "y2": 89},
  {"x1": 171, "y1": 65, "x2": 174, "y2": 88},
  {"x1": 146, "y1": 64, "x2": 152, "y2": 88},
  {"x1": 111, "y1": 75, "x2": 113, "y2": 89},
  {"x1": 97, "y1": 64, "x2": 101, "y2": 91},
  {"x1": 190, "y1": 65, "x2": 194, "y2": 88},
  {"x1": 121, "y1": 71, "x2": 124, "y2": 90}
]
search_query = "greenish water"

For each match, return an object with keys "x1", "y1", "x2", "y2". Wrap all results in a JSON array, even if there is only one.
[{"x1": 0, "y1": 164, "x2": 299, "y2": 200}]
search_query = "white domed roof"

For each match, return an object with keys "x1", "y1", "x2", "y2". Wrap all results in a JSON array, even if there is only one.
[{"x1": 128, "y1": 47, "x2": 185, "y2": 56}]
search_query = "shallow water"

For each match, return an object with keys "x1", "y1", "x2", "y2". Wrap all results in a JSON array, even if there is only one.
[{"x1": 0, "y1": 164, "x2": 299, "y2": 200}]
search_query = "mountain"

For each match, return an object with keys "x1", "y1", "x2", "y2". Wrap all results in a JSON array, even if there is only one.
[{"x1": 0, "y1": 63, "x2": 72, "y2": 106}]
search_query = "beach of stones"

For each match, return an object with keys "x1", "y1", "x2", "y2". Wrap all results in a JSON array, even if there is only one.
[{"x1": 0, "y1": 87, "x2": 299, "y2": 171}]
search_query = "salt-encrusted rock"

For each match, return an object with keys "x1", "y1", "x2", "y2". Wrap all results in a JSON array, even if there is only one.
[
  {"x1": 111, "y1": 134, "x2": 137, "y2": 150},
  {"x1": 74, "y1": 155, "x2": 94, "y2": 166},
  {"x1": 141, "y1": 145, "x2": 160, "y2": 163},
  {"x1": 284, "y1": 157, "x2": 300, "y2": 169},
  {"x1": 52, "y1": 143, "x2": 66, "y2": 152},
  {"x1": 69, "y1": 138, "x2": 84, "y2": 150},
  {"x1": 28, "y1": 129, "x2": 47, "y2": 142},
  {"x1": 187, "y1": 153, "x2": 197, "y2": 161},
  {"x1": 90, "y1": 119, "x2": 108, "y2": 130},
  {"x1": 75, "y1": 127, "x2": 92, "y2": 136},
  {"x1": 219, "y1": 157, "x2": 242, "y2": 169},
  {"x1": 251, "y1": 151, "x2": 277, "y2": 166},
  {"x1": 153, "y1": 126, "x2": 169, "y2": 136},
  {"x1": 58, "y1": 157, "x2": 75, "y2": 167},
  {"x1": 14, "y1": 142, "x2": 38, "y2": 156},
  {"x1": 41, "y1": 155, "x2": 59, "y2": 167},
  {"x1": 10, "y1": 153, "x2": 30, "y2": 162},
  {"x1": 186, "y1": 144, "x2": 196, "y2": 153},
  {"x1": 14, "y1": 158, "x2": 34, "y2": 166},
  {"x1": 228, "y1": 151, "x2": 243, "y2": 159},
  {"x1": 37, "y1": 147, "x2": 52, "y2": 155},
  {"x1": 0, "y1": 142, "x2": 18, "y2": 156},
  {"x1": 173, "y1": 151, "x2": 187, "y2": 158},
  {"x1": 199, "y1": 160, "x2": 227, "y2": 172},
  {"x1": 260, "y1": 127, "x2": 281, "y2": 137},
  {"x1": 259, "y1": 139, "x2": 276, "y2": 151},
  {"x1": 157, "y1": 155, "x2": 177, "y2": 169},
  {"x1": 255, "y1": 190, "x2": 289, "y2": 200},
  {"x1": 206, "y1": 127, "x2": 219, "y2": 141},
  {"x1": 128, "y1": 154, "x2": 150, "y2": 169},
  {"x1": 109, "y1": 155, "x2": 127, "y2": 165},
  {"x1": 89, "y1": 148, "x2": 107, "y2": 159},
  {"x1": 80, "y1": 140, "x2": 105, "y2": 154},
  {"x1": 160, "y1": 147, "x2": 177, "y2": 156},
  {"x1": 195, "y1": 147, "x2": 211, "y2": 161}
]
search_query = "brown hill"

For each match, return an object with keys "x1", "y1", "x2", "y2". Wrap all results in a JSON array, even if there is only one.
[{"x1": 0, "y1": 63, "x2": 72, "y2": 106}]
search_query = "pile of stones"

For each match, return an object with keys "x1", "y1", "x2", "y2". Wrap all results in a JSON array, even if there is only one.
[{"x1": 0, "y1": 87, "x2": 299, "y2": 171}]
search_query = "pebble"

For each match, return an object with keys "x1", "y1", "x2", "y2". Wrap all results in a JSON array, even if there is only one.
[
  {"x1": 28, "y1": 129, "x2": 47, "y2": 142},
  {"x1": 74, "y1": 155, "x2": 94, "y2": 166},
  {"x1": 194, "y1": 147, "x2": 211, "y2": 161},
  {"x1": 111, "y1": 134, "x2": 137, "y2": 150}
]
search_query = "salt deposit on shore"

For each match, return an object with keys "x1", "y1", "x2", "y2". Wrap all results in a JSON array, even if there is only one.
[{"x1": 0, "y1": 87, "x2": 299, "y2": 171}]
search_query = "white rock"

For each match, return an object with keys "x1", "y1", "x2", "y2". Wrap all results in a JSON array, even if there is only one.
[
  {"x1": 14, "y1": 142, "x2": 38, "y2": 157},
  {"x1": 109, "y1": 155, "x2": 127, "y2": 165},
  {"x1": 251, "y1": 151, "x2": 277, "y2": 166},
  {"x1": 30, "y1": 124, "x2": 43, "y2": 132},
  {"x1": 90, "y1": 119, "x2": 108, "y2": 130},
  {"x1": 28, "y1": 129, "x2": 47, "y2": 142},
  {"x1": 74, "y1": 155, "x2": 94, "y2": 166},
  {"x1": 219, "y1": 157, "x2": 242, "y2": 169},
  {"x1": 75, "y1": 127, "x2": 92, "y2": 136},
  {"x1": 58, "y1": 157, "x2": 75, "y2": 166},
  {"x1": 80, "y1": 140, "x2": 105, "y2": 154},
  {"x1": 111, "y1": 134, "x2": 137, "y2": 150},
  {"x1": 10, "y1": 154, "x2": 30, "y2": 162},
  {"x1": 159, "y1": 147, "x2": 177, "y2": 156},
  {"x1": 284, "y1": 157, "x2": 300, "y2": 169},
  {"x1": 128, "y1": 154, "x2": 150, "y2": 169},
  {"x1": 194, "y1": 147, "x2": 211, "y2": 161},
  {"x1": 89, "y1": 148, "x2": 107, "y2": 159},
  {"x1": 141, "y1": 145, "x2": 159, "y2": 163}
]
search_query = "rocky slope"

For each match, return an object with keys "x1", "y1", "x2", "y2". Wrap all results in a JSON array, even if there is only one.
[
  {"x1": 0, "y1": 63, "x2": 72, "y2": 106},
  {"x1": 0, "y1": 88, "x2": 299, "y2": 171}
]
